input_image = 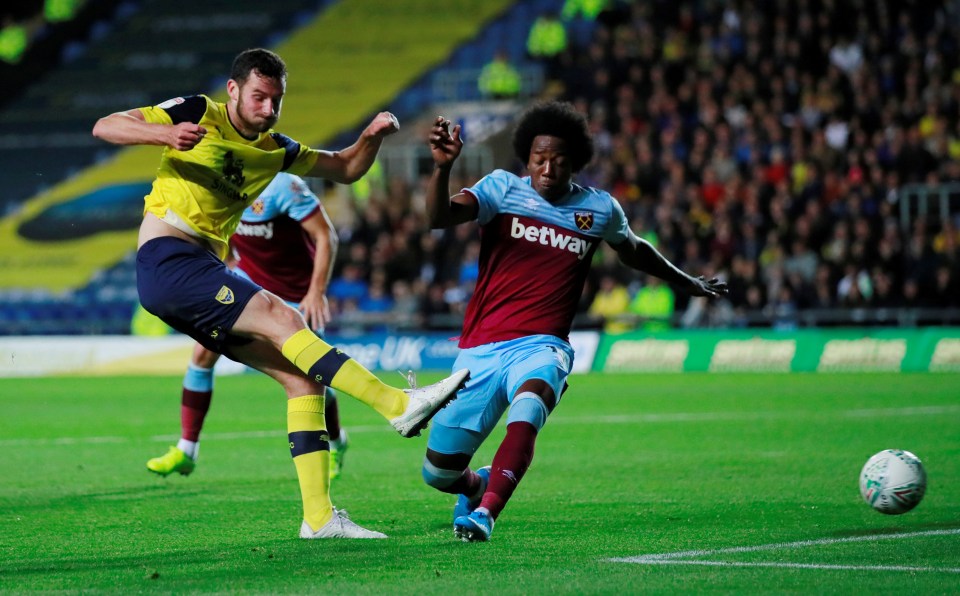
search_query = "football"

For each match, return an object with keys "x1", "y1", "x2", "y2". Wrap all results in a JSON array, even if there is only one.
[{"x1": 859, "y1": 449, "x2": 927, "y2": 515}]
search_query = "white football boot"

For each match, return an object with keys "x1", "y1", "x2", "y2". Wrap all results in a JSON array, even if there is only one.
[
  {"x1": 390, "y1": 369, "x2": 469, "y2": 438},
  {"x1": 299, "y1": 509, "x2": 387, "y2": 539}
]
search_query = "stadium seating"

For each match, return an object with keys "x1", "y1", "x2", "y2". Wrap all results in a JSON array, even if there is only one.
[
  {"x1": 0, "y1": 0, "x2": 334, "y2": 212},
  {"x1": 3, "y1": 0, "x2": 958, "y2": 337}
]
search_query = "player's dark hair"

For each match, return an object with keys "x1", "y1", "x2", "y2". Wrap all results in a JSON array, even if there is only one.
[
  {"x1": 512, "y1": 101, "x2": 594, "y2": 172},
  {"x1": 231, "y1": 48, "x2": 287, "y2": 84}
]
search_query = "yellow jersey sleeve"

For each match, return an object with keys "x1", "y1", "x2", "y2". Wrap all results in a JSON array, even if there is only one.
[
  {"x1": 139, "y1": 95, "x2": 207, "y2": 126},
  {"x1": 140, "y1": 105, "x2": 173, "y2": 125},
  {"x1": 265, "y1": 131, "x2": 320, "y2": 176}
]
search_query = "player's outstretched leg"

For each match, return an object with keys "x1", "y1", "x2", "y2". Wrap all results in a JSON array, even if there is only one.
[
  {"x1": 282, "y1": 328, "x2": 467, "y2": 437},
  {"x1": 392, "y1": 368, "x2": 470, "y2": 437}
]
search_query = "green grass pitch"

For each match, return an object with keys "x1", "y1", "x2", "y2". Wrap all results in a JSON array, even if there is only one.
[{"x1": 1, "y1": 372, "x2": 958, "y2": 593}]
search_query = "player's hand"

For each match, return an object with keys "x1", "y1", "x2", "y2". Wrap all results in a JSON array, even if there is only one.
[
  {"x1": 688, "y1": 275, "x2": 728, "y2": 299},
  {"x1": 299, "y1": 291, "x2": 332, "y2": 331},
  {"x1": 365, "y1": 112, "x2": 400, "y2": 138},
  {"x1": 167, "y1": 122, "x2": 206, "y2": 151},
  {"x1": 429, "y1": 117, "x2": 463, "y2": 170}
]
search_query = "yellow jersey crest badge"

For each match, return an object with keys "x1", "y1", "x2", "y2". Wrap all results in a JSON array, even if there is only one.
[{"x1": 215, "y1": 285, "x2": 235, "y2": 304}]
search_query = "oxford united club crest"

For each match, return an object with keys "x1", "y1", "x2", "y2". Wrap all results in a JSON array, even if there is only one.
[
  {"x1": 574, "y1": 211, "x2": 594, "y2": 231},
  {"x1": 215, "y1": 285, "x2": 235, "y2": 304}
]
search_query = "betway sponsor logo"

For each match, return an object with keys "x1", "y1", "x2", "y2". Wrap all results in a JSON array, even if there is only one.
[
  {"x1": 930, "y1": 338, "x2": 960, "y2": 371},
  {"x1": 709, "y1": 339, "x2": 796, "y2": 372},
  {"x1": 511, "y1": 217, "x2": 592, "y2": 260},
  {"x1": 234, "y1": 221, "x2": 274, "y2": 240},
  {"x1": 817, "y1": 338, "x2": 906, "y2": 371},
  {"x1": 604, "y1": 339, "x2": 689, "y2": 372}
]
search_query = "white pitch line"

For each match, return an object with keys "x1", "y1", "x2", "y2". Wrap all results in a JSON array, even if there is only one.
[
  {"x1": 2, "y1": 405, "x2": 958, "y2": 447},
  {"x1": 609, "y1": 528, "x2": 960, "y2": 574},
  {"x1": 632, "y1": 559, "x2": 960, "y2": 574}
]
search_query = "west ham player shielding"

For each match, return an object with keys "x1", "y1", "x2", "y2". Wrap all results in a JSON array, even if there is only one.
[
  {"x1": 421, "y1": 101, "x2": 727, "y2": 542},
  {"x1": 147, "y1": 172, "x2": 351, "y2": 481}
]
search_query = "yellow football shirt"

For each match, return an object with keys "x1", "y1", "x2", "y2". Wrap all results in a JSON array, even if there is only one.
[{"x1": 139, "y1": 95, "x2": 320, "y2": 259}]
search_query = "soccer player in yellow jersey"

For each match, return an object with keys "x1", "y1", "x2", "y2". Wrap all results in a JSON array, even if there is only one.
[{"x1": 92, "y1": 48, "x2": 468, "y2": 539}]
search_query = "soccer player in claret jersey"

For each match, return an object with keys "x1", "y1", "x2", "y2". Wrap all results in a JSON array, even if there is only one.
[
  {"x1": 422, "y1": 101, "x2": 727, "y2": 542},
  {"x1": 92, "y1": 48, "x2": 468, "y2": 539},
  {"x1": 147, "y1": 172, "x2": 351, "y2": 481}
]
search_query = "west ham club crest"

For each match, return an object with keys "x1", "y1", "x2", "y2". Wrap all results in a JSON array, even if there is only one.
[{"x1": 574, "y1": 211, "x2": 594, "y2": 231}]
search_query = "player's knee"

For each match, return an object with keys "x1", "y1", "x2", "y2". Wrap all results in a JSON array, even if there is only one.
[
  {"x1": 271, "y1": 299, "x2": 305, "y2": 330},
  {"x1": 279, "y1": 374, "x2": 323, "y2": 400},
  {"x1": 507, "y1": 391, "x2": 549, "y2": 431},
  {"x1": 192, "y1": 348, "x2": 220, "y2": 369},
  {"x1": 421, "y1": 457, "x2": 463, "y2": 490}
]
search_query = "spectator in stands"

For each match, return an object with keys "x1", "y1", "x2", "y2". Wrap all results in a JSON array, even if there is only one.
[
  {"x1": 561, "y1": 0, "x2": 607, "y2": 22},
  {"x1": 0, "y1": 16, "x2": 27, "y2": 64},
  {"x1": 328, "y1": 262, "x2": 368, "y2": 306},
  {"x1": 627, "y1": 275, "x2": 675, "y2": 332},
  {"x1": 526, "y1": 11, "x2": 567, "y2": 78},
  {"x1": 388, "y1": 279, "x2": 421, "y2": 327},
  {"x1": 420, "y1": 281, "x2": 453, "y2": 329},
  {"x1": 478, "y1": 50, "x2": 521, "y2": 100},
  {"x1": 588, "y1": 273, "x2": 631, "y2": 334}
]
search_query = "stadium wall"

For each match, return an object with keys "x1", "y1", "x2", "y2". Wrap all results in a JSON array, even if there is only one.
[{"x1": 2, "y1": 329, "x2": 959, "y2": 377}]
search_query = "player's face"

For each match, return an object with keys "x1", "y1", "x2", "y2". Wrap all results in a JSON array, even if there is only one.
[
  {"x1": 527, "y1": 135, "x2": 572, "y2": 202},
  {"x1": 232, "y1": 70, "x2": 285, "y2": 134}
]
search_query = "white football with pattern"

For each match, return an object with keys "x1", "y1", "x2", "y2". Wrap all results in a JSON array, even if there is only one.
[{"x1": 859, "y1": 449, "x2": 927, "y2": 515}]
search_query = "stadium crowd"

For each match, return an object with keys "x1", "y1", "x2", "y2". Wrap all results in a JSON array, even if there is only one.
[{"x1": 326, "y1": 1, "x2": 960, "y2": 331}]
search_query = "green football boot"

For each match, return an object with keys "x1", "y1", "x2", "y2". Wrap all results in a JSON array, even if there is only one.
[{"x1": 147, "y1": 446, "x2": 196, "y2": 477}]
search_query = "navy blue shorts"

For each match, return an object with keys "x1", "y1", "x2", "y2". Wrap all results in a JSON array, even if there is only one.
[{"x1": 136, "y1": 237, "x2": 262, "y2": 353}]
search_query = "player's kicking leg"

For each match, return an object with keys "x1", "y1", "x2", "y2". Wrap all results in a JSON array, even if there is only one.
[
  {"x1": 233, "y1": 290, "x2": 468, "y2": 437},
  {"x1": 147, "y1": 343, "x2": 221, "y2": 477}
]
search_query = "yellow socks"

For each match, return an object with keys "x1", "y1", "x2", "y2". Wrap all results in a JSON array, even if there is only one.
[
  {"x1": 281, "y1": 329, "x2": 408, "y2": 420},
  {"x1": 288, "y1": 395, "x2": 332, "y2": 531}
]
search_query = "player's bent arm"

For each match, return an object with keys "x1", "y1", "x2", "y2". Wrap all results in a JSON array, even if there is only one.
[
  {"x1": 306, "y1": 112, "x2": 398, "y2": 183},
  {"x1": 92, "y1": 109, "x2": 161, "y2": 145},
  {"x1": 305, "y1": 149, "x2": 371, "y2": 184},
  {"x1": 425, "y1": 167, "x2": 479, "y2": 228},
  {"x1": 92, "y1": 108, "x2": 205, "y2": 150}
]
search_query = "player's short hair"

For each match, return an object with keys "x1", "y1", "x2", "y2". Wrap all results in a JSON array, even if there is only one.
[
  {"x1": 231, "y1": 48, "x2": 287, "y2": 85},
  {"x1": 512, "y1": 101, "x2": 594, "y2": 172}
]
